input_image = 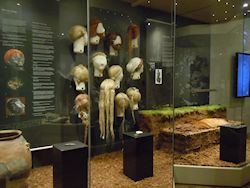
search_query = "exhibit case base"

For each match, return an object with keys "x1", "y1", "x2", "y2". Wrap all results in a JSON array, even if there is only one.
[{"x1": 174, "y1": 163, "x2": 250, "y2": 187}]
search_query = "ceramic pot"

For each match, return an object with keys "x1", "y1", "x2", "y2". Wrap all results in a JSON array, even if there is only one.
[{"x1": 0, "y1": 130, "x2": 32, "y2": 188}]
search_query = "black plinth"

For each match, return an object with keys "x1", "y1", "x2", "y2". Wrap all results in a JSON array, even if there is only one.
[
  {"x1": 123, "y1": 132, "x2": 153, "y2": 181},
  {"x1": 53, "y1": 140, "x2": 88, "y2": 188},
  {"x1": 0, "y1": 179, "x2": 5, "y2": 188},
  {"x1": 220, "y1": 125, "x2": 247, "y2": 164}
]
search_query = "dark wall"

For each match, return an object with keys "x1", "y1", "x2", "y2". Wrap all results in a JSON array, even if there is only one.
[
  {"x1": 175, "y1": 34, "x2": 210, "y2": 107},
  {"x1": 89, "y1": 1, "x2": 174, "y2": 154}
]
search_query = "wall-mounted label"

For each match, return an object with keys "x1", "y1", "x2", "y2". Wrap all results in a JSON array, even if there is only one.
[{"x1": 155, "y1": 69, "x2": 162, "y2": 85}]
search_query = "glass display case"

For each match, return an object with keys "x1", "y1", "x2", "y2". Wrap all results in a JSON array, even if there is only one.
[
  {"x1": 89, "y1": 0, "x2": 175, "y2": 187},
  {"x1": 0, "y1": 0, "x2": 175, "y2": 187},
  {"x1": 0, "y1": 0, "x2": 249, "y2": 187},
  {"x1": 173, "y1": 0, "x2": 250, "y2": 187},
  {"x1": 0, "y1": 0, "x2": 88, "y2": 148}
]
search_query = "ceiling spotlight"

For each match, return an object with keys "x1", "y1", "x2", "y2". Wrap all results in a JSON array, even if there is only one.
[
  {"x1": 243, "y1": 3, "x2": 249, "y2": 8},
  {"x1": 147, "y1": 22, "x2": 151, "y2": 26},
  {"x1": 17, "y1": 2, "x2": 21, "y2": 6},
  {"x1": 225, "y1": 2, "x2": 229, "y2": 5},
  {"x1": 225, "y1": 10, "x2": 228, "y2": 13},
  {"x1": 212, "y1": 14, "x2": 215, "y2": 17},
  {"x1": 234, "y1": 15, "x2": 237, "y2": 18},
  {"x1": 225, "y1": 17, "x2": 227, "y2": 20},
  {"x1": 217, "y1": 0, "x2": 221, "y2": 2},
  {"x1": 244, "y1": 13, "x2": 247, "y2": 16},
  {"x1": 147, "y1": 0, "x2": 150, "y2": 3}
]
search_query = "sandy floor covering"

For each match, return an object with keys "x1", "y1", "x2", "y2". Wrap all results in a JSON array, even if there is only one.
[
  {"x1": 27, "y1": 140, "x2": 249, "y2": 187},
  {"x1": 27, "y1": 150, "x2": 173, "y2": 188}
]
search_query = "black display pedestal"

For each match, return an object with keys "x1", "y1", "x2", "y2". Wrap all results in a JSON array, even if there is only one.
[
  {"x1": 220, "y1": 125, "x2": 247, "y2": 164},
  {"x1": 0, "y1": 179, "x2": 5, "y2": 188},
  {"x1": 53, "y1": 140, "x2": 88, "y2": 188},
  {"x1": 123, "y1": 132, "x2": 153, "y2": 181}
]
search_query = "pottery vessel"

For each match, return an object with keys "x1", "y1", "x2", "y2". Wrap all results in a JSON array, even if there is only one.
[{"x1": 0, "y1": 130, "x2": 32, "y2": 188}]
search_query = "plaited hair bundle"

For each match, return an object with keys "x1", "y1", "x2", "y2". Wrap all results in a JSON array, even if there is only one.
[{"x1": 99, "y1": 79, "x2": 116, "y2": 141}]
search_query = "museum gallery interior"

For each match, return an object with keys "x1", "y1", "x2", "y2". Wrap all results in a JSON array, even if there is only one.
[{"x1": 0, "y1": 0, "x2": 250, "y2": 187}]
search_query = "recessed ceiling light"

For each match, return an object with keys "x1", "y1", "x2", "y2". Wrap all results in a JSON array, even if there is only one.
[
  {"x1": 248, "y1": 10, "x2": 250, "y2": 13},
  {"x1": 17, "y1": 3, "x2": 21, "y2": 6},
  {"x1": 225, "y1": 10, "x2": 228, "y2": 13},
  {"x1": 147, "y1": 22, "x2": 151, "y2": 26},
  {"x1": 232, "y1": 5, "x2": 235, "y2": 8},
  {"x1": 225, "y1": 2, "x2": 229, "y2": 5},
  {"x1": 234, "y1": 15, "x2": 237, "y2": 18},
  {"x1": 225, "y1": 17, "x2": 227, "y2": 20},
  {"x1": 176, "y1": 2, "x2": 177, "y2": 6},
  {"x1": 216, "y1": 19, "x2": 219, "y2": 22},
  {"x1": 244, "y1": 13, "x2": 247, "y2": 16},
  {"x1": 217, "y1": 0, "x2": 221, "y2": 2},
  {"x1": 147, "y1": 0, "x2": 150, "y2": 3},
  {"x1": 243, "y1": 3, "x2": 249, "y2": 8},
  {"x1": 212, "y1": 14, "x2": 215, "y2": 17}
]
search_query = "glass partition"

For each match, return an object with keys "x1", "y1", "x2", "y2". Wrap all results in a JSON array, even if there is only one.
[
  {"x1": 0, "y1": 0, "x2": 88, "y2": 148},
  {"x1": 0, "y1": 0, "x2": 89, "y2": 187},
  {"x1": 89, "y1": 0, "x2": 175, "y2": 187},
  {"x1": 174, "y1": 0, "x2": 249, "y2": 187},
  {"x1": 0, "y1": 0, "x2": 176, "y2": 187}
]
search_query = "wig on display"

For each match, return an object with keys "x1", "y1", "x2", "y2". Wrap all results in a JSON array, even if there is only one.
[
  {"x1": 128, "y1": 24, "x2": 140, "y2": 58},
  {"x1": 115, "y1": 92, "x2": 129, "y2": 133},
  {"x1": 74, "y1": 94, "x2": 89, "y2": 144},
  {"x1": 126, "y1": 87, "x2": 141, "y2": 123},
  {"x1": 108, "y1": 65, "x2": 123, "y2": 89},
  {"x1": 99, "y1": 79, "x2": 116, "y2": 141},
  {"x1": 90, "y1": 19, "x2": 105, "y2": 45},
  {"x1": 70, "y1": 64, "x2": 89, "y2": 91},
  {"x1": 126, "y1": 57, "x2": 144, "y2": 80},
  {"x1": 104, "y1": 32, "x2": 122, "y2": 56},
  {"x1": 68, "y1": 25, "x2": 88, "y2": 53},
  {"x1": 91, "y1": 52, "x2": 108, "y2": 77}
]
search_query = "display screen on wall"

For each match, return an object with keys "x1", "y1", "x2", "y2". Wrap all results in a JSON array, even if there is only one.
[{"x1": 236, "y1": 53, "x2": 250, "y2": 97}]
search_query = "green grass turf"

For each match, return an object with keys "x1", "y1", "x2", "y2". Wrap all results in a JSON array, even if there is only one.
[{"x1": 139, "y1": 104, "x2": 226, "y2": 118}]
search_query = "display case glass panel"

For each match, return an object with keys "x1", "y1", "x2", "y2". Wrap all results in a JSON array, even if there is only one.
[
  {"x1": 0, "y1": 0, "x2": 88, "y2": 148},
  {"x1": 89, "y1": 0, "x2": 175, "y2": 187},
  {"x1": 174, "y1": 0, "x2": 249, "y2": 186},
  {"x1": 0, "y1": 0, "x2": 176, "y2": 187}
]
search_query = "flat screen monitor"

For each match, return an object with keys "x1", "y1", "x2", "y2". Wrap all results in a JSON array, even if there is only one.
[{"x1": 236, "y1": 53, "x2": 250, "y2": 97}]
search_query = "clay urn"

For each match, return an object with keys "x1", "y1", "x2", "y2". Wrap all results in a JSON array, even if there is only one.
[{"x1": 0, "y1": 130, "x2": 32, "y2": 187}]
